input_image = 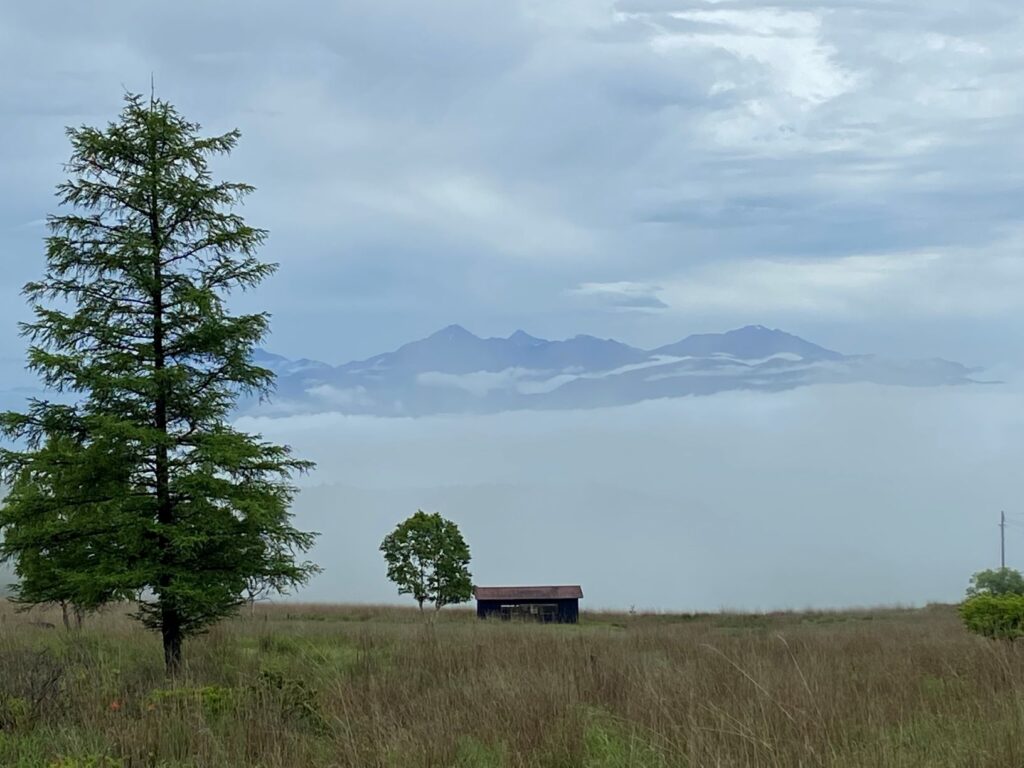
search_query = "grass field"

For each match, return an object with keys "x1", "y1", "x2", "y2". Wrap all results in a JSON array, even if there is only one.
[{"x1": 1, "y1": 600, "x2": 1023, "y2": 767}]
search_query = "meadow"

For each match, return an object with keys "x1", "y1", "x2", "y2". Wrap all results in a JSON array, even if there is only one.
[{"x1": 1, "y1": 600, "x2": 1022, "y2": 767}]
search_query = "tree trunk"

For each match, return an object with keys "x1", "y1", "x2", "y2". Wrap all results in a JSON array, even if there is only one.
[
  {"x1": 162, "y1": 606, "x2": 183, "y2": 675},
  {"x1": 61, "y1": 602, "x2": 70, "y2": 632},
  {"x1": 149, "y1": 139, "x2": 181, "y2": 677},
  {"x1": 74, "y1": 606, "x2": 83, "y2": 630}
]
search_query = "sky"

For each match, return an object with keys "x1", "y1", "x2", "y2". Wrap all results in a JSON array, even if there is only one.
[
  {"x1": 2, "y1": 0, "x2": 1024, "y2": 367},
  {"x1": 1, "y1": 1, "x2": 1023, "y2": 609}
]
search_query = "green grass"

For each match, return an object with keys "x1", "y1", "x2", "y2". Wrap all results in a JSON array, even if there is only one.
[{"x1": 3, "y1": 601, "x2": 1024, "y2": 767}]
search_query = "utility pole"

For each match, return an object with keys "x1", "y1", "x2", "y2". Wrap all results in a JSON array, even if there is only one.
[{"x1": 1001, "y1": 510, "x2": 1006, "y2": 570}]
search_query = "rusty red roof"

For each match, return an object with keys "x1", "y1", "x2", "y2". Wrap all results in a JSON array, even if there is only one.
[{"x1": 473, "y1": 585, "x2": 583, "y2": 601}]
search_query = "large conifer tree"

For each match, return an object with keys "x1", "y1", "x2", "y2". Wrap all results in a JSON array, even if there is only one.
[{"x1": 0, "y1": 94, "x2": 318, "y2": 672}]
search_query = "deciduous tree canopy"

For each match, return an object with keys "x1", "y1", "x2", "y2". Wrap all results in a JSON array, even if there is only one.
[
  {"x1": 380, "y1": 510, "x2": 472, "y2": 613},
  {"x1": 966, "y1": 568, "x2": 1024, "y2": 598}
]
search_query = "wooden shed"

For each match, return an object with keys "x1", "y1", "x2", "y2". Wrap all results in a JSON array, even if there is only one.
[{"x1": 473, "y1": 585, "x2": 583, "y2": 623}]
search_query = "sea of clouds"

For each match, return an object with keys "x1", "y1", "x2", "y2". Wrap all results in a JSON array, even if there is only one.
[{"x1": 235, "y1": 380, "x2": 1024, "y2": 612}]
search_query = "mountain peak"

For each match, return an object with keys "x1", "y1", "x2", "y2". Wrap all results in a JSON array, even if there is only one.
[
  {"x1": 728, "y1": 324, "x2": 774, "y2": 335},
  {"x1": 654, "y1": 326, "x2": 843, "y2": 361},
  {"x1": 508, "y1": 329, "x2": 545, "y2": 346},
  {"x1": 428, "y1": 324, "x2": 478, "y2": 341}
]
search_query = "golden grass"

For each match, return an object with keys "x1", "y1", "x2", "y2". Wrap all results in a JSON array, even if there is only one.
[{"x1": 1, "y1": 600, "x2": 1023, "y2": 767}]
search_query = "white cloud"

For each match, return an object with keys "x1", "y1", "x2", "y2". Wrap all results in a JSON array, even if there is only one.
[
  {"x1": 655, "y1": 9, "x2": 859, "y2": 104},
  {"x1": 653, "y1": 235, "x2": 1024, "y2": 318},
  {"x1": 569, "y1": 281, "x2": 668, "y2": 310},
  {"x1": 305, "y1": 384, "x2": 373, "y2": 408},
  {"x1": 415, "y1": 354, "x2": 701, "y2": 399},
  {"x1": 417, "y1": 368, "x2": 534, "y2": 397}
]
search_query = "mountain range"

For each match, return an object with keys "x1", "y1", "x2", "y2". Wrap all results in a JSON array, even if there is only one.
[{"x1": 243, "y1": 325, "x2": 980, "y2": 417}]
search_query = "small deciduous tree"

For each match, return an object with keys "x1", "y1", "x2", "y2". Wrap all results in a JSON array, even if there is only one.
[
  {"x1": 0, "y1": 93, "x2": 319, "y2": 673},
  {"x1": 380, "y1": 510, "x2": 472, "y2": 614},
  {"x1": 966, "y1": 568, "x2": 1024, "y2": 598}
]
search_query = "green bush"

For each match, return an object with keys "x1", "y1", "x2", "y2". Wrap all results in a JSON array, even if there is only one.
[{"x1": 959, "y1": 594, "x2": 1024, "y2": 639}]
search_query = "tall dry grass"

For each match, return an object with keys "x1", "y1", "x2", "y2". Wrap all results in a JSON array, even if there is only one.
[{"x1": 1, "y1": 600, "x2": 1023, "y2": 767}]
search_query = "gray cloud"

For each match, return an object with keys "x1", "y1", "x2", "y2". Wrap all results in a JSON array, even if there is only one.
[{"x1": 2, "y1": 1, "x2": 1024, "y2": 365}]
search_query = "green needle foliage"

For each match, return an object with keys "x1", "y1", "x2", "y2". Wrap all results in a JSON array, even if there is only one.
[
  {"x1": 380, "y1": 510, "x2": 472, "y2": 614},
  {"x1": 2, "y1": 432, "x2": 131, "y2": 628},
  {"x1": 0, "y1": 93, "x2": 319, "y2": 673}
]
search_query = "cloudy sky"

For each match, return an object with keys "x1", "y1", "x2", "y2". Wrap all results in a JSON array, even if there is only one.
[
  {"x1": 2, "y1": 1, "x2": 1023, "y2": 609},
  {"x1": 3, "y1": 0, "x2": 1024, "y2": 367}
]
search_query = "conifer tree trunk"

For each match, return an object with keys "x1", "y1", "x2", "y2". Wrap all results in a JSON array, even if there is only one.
[
  {"x1": 149, "y1": 153, "x2": 183, "y2": 675},
  {"x1": 162, "y1": 605, "x2": 183, "y2": 674}
]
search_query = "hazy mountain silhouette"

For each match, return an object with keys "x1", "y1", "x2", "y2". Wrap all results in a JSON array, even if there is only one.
[{"x1": 244, "y1": 325, "x2": 980, "y2": 417}]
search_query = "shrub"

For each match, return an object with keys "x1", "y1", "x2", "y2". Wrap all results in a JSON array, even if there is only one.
[{"x1": 959, "y1": 594, "x2": 1024, "y2": 639}]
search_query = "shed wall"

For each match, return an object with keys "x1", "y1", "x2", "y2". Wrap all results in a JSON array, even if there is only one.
[{"x1": 476, "y1": 598, "x2": 579, "y2": 624}]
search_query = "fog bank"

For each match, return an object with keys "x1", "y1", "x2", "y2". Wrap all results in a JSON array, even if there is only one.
[{"x1": 240, "y1": 382, "x2": 1021, "y2": 611}]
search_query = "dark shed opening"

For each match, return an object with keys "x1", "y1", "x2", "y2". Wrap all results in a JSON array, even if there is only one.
[{"x1": 473, "y1": 585, "x2": 583, "y2": 624}]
